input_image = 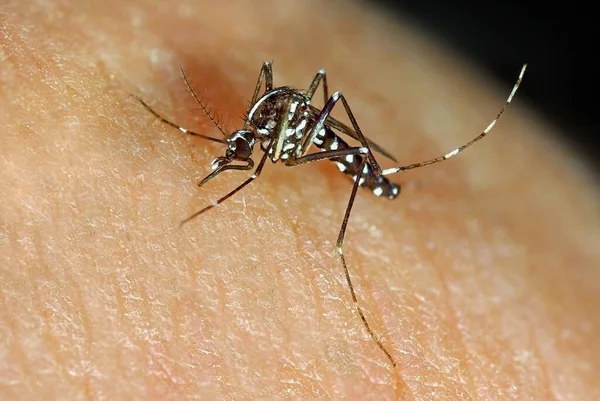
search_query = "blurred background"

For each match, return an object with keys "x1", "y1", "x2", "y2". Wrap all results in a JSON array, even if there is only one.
[{"x1": 369, "y1": 1, "x2": 598, "y2": 174}]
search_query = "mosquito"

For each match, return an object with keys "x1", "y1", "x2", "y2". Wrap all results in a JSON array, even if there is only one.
[{"x1": 136, "y1": 62, "x2": 527, "y2": 369}]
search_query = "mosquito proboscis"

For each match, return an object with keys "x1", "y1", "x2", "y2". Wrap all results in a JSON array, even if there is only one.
[{"x1": 136, "y1": 61, "x2": 527, "y2": 373}]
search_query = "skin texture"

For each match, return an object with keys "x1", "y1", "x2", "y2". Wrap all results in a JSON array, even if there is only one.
[{"x1": 1, "y1": 1, "x2": 599, "y2": 399}]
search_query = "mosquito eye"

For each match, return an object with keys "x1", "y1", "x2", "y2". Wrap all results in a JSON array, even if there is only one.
[{"x1": 235, "y1": 137, "x2": 252, "y2": 159}]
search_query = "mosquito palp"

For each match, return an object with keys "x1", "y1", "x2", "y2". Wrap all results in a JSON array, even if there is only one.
[{"x1": 137, "y1": 61, "x2": 526, "y2": 377}]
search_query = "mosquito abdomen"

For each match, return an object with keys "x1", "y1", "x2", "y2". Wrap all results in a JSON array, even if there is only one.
[{"x1": 315, "y1": 127, "x2": 400, "y2": 200}]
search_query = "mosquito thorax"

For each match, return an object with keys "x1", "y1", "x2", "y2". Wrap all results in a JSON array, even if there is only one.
[
  {"x1": 247, "y1": 88, "x2": 311, "y2": 138},
  {"x1": 245, "y1": 87, "x2": 313, "y2": 162}
]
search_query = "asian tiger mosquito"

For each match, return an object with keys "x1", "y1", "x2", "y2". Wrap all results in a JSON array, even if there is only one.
[{"x1": 136, "y1": 62, "x2": 527, "y2": 370}]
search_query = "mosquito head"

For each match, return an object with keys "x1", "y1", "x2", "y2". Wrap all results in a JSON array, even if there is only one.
[{"x1": 210, "y1": 129, "x2": 256, "y2": 170}]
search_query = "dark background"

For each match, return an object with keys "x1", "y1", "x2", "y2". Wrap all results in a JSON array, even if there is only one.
[{"x1": 370, "y1": 1, "x2": 598, "y2": 174}]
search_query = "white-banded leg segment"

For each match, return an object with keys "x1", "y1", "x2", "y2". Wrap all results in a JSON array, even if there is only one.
[
  {"x1": 300, "y1": 92, "x2": 384, "y2": 176},
  {"x1": 285, "y1": 146, "x2": 369, "y2": 167},
  {"x1": 284, "y1": 145, "x2": 397, "y2": 366},
  {"x1": 250, "y1": 62, "x2": 274, "y2": 107},
  {"x1": 336, "y1": 156, "x2": 397, "y2": 368},
  {"x1": 305, "y1": 69, "x2": 329, "y2": 106},
  {"x1": 382, "y1": 64, "x2": 527, "y2": 176}
]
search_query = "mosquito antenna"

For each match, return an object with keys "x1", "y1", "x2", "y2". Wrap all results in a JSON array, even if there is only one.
[
  {"x1": 134, "y1": 95, "x2": 227, "y2": 144},
  {"x1": 180, "y1": 66, "x2": 228, "y2": 137},
  {"x1": 382, "y1": 63, "x2": 527, "y2": 176}
]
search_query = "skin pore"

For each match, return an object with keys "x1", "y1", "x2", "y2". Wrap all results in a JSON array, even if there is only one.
[{"x1": 1, "y1": 0, "x2": 600, "y2": 399}]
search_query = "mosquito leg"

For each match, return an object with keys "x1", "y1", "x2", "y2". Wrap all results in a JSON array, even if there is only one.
[
  {"x1": 285, "y1": 146, "x2": 367, "y2": 167},
  {"x1": 180, "y1": 141, "x2": 273, "y2": 226},
  {"x1": 338, "y1": 155, "x2": 397, "y2": 367},
  {"x1": 305, "y1": 69, "x2": 329, "y2": 106},
  {"x1": 135, "y1": 96, "x2": 226, "y2": 144},
  {"x1": 300, "y1": 92, "x2": 383, "y2": 175},
  {"x1": 382, "y1": 63, "x2": 527, "y2": 176},
  {"x1": 250, "y1": 62, "x2": 274, "y2": 106},
  {"x1": 242, "y1": 61, "x2": 275, "y2": 130},
  {"x1": 286, "y1": 147, "x2": 397, "y2": 368}
]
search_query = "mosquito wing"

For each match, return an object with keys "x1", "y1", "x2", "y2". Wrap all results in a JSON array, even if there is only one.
[{"x1": 308, "y1": 104, "x2": 397, "y2": 162}]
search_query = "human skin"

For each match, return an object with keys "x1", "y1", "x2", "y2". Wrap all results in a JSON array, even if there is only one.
[{"x1": 1, "y1": 0, "x2": 599, "y2": 399}]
